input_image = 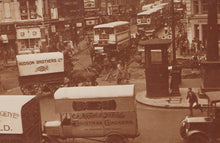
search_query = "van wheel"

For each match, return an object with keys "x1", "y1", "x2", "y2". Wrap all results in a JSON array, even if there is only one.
[
  {"x1": 41, "y1": 136, "x2": 51, "y2": 143},
  {"x1": 189, "y1": 134, "x2": 208, "y2": 143},
  {"x1": 105, "y1": 135, "x2": 125, "y2": 143}
]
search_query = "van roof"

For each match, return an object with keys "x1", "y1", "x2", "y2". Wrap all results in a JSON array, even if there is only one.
[
  {"x1": 0, "y1": 95, "x2": 35, "y2": 112},
  {"x1": 54, "y1": 85, "x2": 135, "y2": 100}
]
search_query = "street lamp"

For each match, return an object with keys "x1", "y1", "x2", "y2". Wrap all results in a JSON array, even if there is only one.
[{"x1": 170, "y1": 0, "x2": 181, "y2": 96}]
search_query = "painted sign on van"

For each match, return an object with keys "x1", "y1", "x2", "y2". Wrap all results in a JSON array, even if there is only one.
[
  {"x1": 0, "y1": 111, "x2": 22, "y2": 134},
  {"x1": 16, "y1": 52, "x2": 64, "y2": 76}
]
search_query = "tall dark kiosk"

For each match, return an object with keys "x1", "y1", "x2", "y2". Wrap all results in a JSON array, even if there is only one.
[{"x1": 139, "y1": 39, "x2": 171, "y2": 97}]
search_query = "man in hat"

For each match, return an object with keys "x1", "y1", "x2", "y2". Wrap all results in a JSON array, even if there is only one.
[{"x1": 186, "y1": 88, "x2": 198, "y2": 116}]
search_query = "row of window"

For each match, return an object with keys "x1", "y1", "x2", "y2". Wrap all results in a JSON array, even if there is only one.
[{"x1": 193, "y1": 0, "x2": 220, "y2": 14}]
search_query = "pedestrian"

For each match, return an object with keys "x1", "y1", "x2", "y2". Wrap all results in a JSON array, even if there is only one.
[
  {"x1": 186, "y1": 88, "x2": 198, "y2": 116},
  {"x1": 116, "y1": 61, "x2": 123, "y2": 84}
]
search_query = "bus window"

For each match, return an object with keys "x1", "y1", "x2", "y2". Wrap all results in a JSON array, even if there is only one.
[
  {"x1": 100, "y1": 28, "x2": 114, "y2": 34},
  {"x1": 115, "y1": 25, "x2": 129, "y2": 33}
]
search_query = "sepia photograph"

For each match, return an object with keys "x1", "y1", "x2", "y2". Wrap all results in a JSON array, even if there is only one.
[{"x1": 0, "y1": 0, "x2": 219, "y2": 143}]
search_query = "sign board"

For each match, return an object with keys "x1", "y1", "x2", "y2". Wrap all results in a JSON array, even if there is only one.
[
  {"x1": 16, "y1": 28, "x2": 41, "y2": 39},
  {"x1": 16, "y1": 52, "x2": 64, "y2": 76},
  {"x1": 0, "y1": 96, "x2": 35, "y2": 134},
  {"x1": 84, "y1": 0, "x2": 95, "y2": 8},
  {"x1": 76, "y1": 22, "x2": 82, "y2": 27},
  {"x1": 86, "y1": 19, "x2": 96, "y2": 26},
  {"x1": 1, "y1": 34, "x2": 8, "y2": 43}
]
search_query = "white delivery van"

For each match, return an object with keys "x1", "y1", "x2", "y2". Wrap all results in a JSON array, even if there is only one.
[
  {"x1": 0, "y1": 95, "x2": 41, "y2": 143},
  {"x1": 43, "y1": 85, "x2": 139, "y2": 143}
]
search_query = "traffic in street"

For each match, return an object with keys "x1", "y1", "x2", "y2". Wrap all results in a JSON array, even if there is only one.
[{"x1": 1, "y1": 0, "x2": 218, "y2": 143}]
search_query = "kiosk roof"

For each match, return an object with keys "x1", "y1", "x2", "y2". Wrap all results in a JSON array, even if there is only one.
[{"x1": 54, "y1": 85, "x2": 135, "y2": 100}]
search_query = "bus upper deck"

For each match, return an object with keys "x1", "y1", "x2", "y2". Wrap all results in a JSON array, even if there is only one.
[{"x1": 93, "y1": 21, "x2": 131, "y2": 63}]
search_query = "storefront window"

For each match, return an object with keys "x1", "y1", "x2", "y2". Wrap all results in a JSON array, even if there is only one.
[
  {"x1": 202, "y1": 25, "x2": 208, "y2": 42},
  {"x1": 194, "y1": 24, "x2": 199, "y2": 40}
]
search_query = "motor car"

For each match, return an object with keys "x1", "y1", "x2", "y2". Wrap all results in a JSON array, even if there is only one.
[{"x1": 180, "y1": 91, "x2": 220, "y2": 143}]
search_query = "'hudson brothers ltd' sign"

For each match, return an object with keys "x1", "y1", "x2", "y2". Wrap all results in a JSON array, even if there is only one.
[{"x1": 16, "y1": 52, "x2": 64, "y2": 76}]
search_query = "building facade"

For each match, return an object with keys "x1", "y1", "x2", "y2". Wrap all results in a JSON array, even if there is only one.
[
  {"x1": 0, "y1": 0, "x2": 46, "y2": 55},
  {"x1": 0, "y1": 0, "x2": 140, "y2": 56},
  {"x1": 186, "y1": 0, "x2": 220, "y2": 46}
]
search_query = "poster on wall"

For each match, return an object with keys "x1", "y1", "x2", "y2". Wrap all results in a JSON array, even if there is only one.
[{"x1": 84, "y1": 0, "x2": 95, "y2": 8}]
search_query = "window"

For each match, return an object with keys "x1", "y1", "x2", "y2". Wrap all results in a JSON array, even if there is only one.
[
  {"x1": 201, "y1": 0, "x2": 208, "y2": 14},
  {"x1": 19, "y1": 0, "x2": 37, "y2": 19},
  {"x1": 193, "y1": 0, "x2": 199, "y2": 14},
  {"x1": 151, "y1": 49, "x2": 162, "y2": 64},
  {"x1": 95, "y1": 28, "x2": 114, "y2": 35},
  {"x1": 115, "y1": 25, "x2": 129, "y2": 33},
  {"x1": 4, "y1": 2, "x2": 11, "y2": 18},
  {"x1": 217, "y1": 0, "x2": 220, "y2": 13}
]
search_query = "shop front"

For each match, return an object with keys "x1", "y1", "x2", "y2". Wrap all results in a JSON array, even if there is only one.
[
  {"x1": 16, "y1": 27, "x2": 41, "y2": 55},
  {"x1": 0, "y1": 24, "x2": 17, "y2": 60}
]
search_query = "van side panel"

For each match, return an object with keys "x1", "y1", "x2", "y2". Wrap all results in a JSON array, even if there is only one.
[
  {"x1": 57, "y1": 96, "x2": 138, "y2": 138},
  {"x1": 0, "y1": 134, "x2": 23, "y2": 143},
  {"x1": 21, "y1": 98, "x2": 42, "y2": 143},
  {"x1": 55, "y1": 97, "x2": 134, "y2": 113}
]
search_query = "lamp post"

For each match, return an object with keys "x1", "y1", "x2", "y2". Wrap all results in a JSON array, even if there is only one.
[{"x1": 170, "y1": 0, "x2": 181, "y2": 96}]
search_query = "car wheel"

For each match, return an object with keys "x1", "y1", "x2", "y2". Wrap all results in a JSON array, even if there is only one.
[
  {"x1": 105, "y1": 135, "x2": 125, "y2": 143},
  {"x1": 179, "y1": 122, "x2": 187, "y2": 139},
  {"x1": 41, "y1": 136, "x2": 51, "y2": 143},
  {"x1": 189, "y1": 134, "x2": 208, "y2": 143}
]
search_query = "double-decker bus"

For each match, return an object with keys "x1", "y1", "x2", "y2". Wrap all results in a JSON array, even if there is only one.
[
  {"x1": 93, "y1": 21, "x2": 131, "y2": 64},
  {"x1": 137, "y1": 3, "x2": 168, "y2": 38}
]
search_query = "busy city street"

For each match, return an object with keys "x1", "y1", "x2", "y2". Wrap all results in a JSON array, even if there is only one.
[{"x1": 1, "y1": 0, "x2": 220, "y2": 143}]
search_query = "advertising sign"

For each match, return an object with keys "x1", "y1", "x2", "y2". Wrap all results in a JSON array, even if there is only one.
[
  {"x1": 0, "y1": 96, "x2": 35, "y2": 134},
  {"x1": 16, "y1": 28, "x2": 41, "y2": 39},
  {"x1": 28, "y1": 28, "x2": 41, "y2": 39},
  {"x1": 86, "y1": 19, "x2": 96, "y2": 26},
  {"x1": 84, "y1": 0, "x2": 95, "y2": 8},
  {"x1": 16, "y1": 29, "x2": 29, "y2": 39},
  {"x1": 1, "y1": 35, "x2": 8, "y2": 43},
  {"x1": 16, "y1": 52, "x2": 64, "y2": 76}
]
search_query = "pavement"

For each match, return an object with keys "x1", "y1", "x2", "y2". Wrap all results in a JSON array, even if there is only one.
[{"x1": 136, "y1": 87, "x2": 208, "y2": 109}]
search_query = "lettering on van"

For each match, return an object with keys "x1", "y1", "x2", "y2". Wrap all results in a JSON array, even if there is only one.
[
  {"x1": 71, "y1": 119, "x2": 133, "y2": 127},
  {"x1": 0, "y1": 111, "x2": 19, "y2": 119},
  {"x1": 71, "y1": 112, "x2": 125, "y2": 120},
  {"x1": 0, "y1": 125, "x2": 12, "y2": 132},
  {"x1": 72, "y1": 100, "x2": 116, "y2": 111},
  {"x1": 18, "y1": 58, "x2": 63, "y2": 66}
]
